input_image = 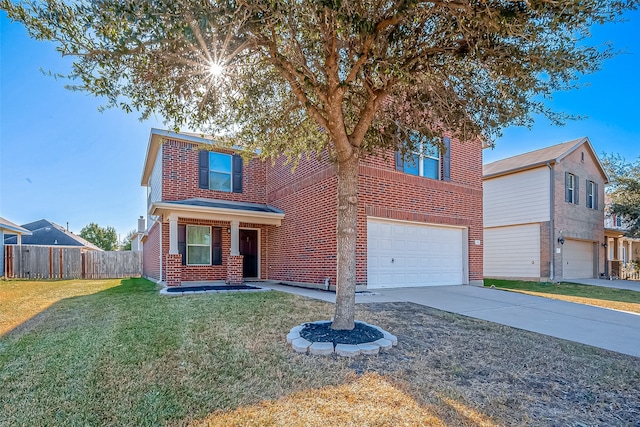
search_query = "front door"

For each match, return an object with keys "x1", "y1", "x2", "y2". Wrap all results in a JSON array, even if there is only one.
[{"x1": 239, "y1": 229, "x2": 258, "y2": 278}]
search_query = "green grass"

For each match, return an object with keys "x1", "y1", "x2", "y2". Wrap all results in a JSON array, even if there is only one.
[
  {"x1": 484, "y1": 279, "x2": 640, "y2": 313},
  {"x1": 2, "y1": 278, "x2": 639, "y2": 426},
  {"x1": 0, "y1": 278, "x2": 351, "y2": 426}
]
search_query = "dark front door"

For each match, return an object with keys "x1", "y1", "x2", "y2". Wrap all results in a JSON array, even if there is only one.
[{"x1": 239, "y1": 229, "x2": 258, "y2": 278}]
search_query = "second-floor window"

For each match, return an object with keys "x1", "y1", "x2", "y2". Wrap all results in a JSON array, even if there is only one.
[
  {"x1": 565, "y1": 172, "x2": 578, "y2": 204},
  {"x1": 396, "y1": 135, "x2": 450, "y2": 181},
  {"x1": 586, "y1": 180, "x2": 598, "y2": 209},
  {"x1": 198, "y1": 150, "x2": 243, "y2": 193},
  {"x1": 403, "y1": 144, "x2": 440, "y2": 180}
]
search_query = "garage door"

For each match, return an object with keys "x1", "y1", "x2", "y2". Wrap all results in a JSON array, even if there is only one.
[
  {"x1": 484, "y1": 224, "x2": 540, "y2": 278},
  {"x1": 367, "y1": 219, "x2": 465, "y2": 289},
  {"x1": 563, "y1": 239, "x2": 595, "y2": 279}
]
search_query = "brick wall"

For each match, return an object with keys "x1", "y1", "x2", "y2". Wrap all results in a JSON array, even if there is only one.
[
  {"x1": 265, "y1": 137, "x2": 484, "y2": 286},
  {"x1": 157, "y1": 216, "x2": 273, "y2": 283},
  {"x1": 142, "y1": 221, "x2": 161, "y2": 281},
  {"x1": 161, "y1": 139, "x2": 266, "y2": 204},
  {"x1": 553, "y1": 146, "x2": 606, "y2": 277}
]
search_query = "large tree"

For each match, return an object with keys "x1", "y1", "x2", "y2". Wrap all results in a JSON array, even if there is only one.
[
  {"x1": 602, "y1": 153, "x2": 640, "y2": 236},
  {"x1": 79, "y1": 223, "x2": 118, "y2": 251},
  {"x1": 3, "y1": 0, "x2": 636, "y2": 329}
]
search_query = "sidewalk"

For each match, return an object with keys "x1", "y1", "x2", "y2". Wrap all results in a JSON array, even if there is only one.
[
  {"x1": 260, "y1": 283, "x2": 640, "y2": 358},
  {"x1": 568, "y1": 278, "x2": 640, "y2": 291}
]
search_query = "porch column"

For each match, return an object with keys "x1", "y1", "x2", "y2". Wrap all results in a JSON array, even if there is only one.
[
  {"x1": 230, "y1": 220, "x2": 240, "y2": 256},
  {"x1": 16, "y1": 235, "x2": 22, "y2": 245},
  {"x1": 168, "y1": 215, "x2": 178, "y2": 255},
  {"x1": 227, "y1": 220, "x2": 243, "y2": 284}
]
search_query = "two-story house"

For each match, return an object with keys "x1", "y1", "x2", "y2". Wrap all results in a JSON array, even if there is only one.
[
  {"x1": 140, "y1": 128, "x2": 483, "y2": 289},
  {"x1": 483, "y1": 137, "x2": 607, "y2": 281},
  {"x1": 604, "y1": 197, "x2": 640, "y2": 278}
]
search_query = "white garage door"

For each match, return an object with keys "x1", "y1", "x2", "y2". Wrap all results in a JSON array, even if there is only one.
[
  {"x1": 563, "y1": 239, "x2": 594, "y2": 279},
  {"x1": 367, "y1": 219, "x2": 465, "y2": 289},
  {"x1": 484, "y1": 224, "x2": 540, "y2": 278}
]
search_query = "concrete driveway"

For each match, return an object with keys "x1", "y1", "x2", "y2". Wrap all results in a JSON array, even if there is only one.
[{"x1": 262, "y1": 283, "x2": 640, "y2": 358}]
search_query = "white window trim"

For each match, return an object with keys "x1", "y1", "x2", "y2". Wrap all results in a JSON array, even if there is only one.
[
  {"x1": 586, "y1": 180, "x2": 595, "y2": 209},
  {"x1": 405, "y1": 142, "x2": 440, "y2": 180},
  {"x1": 209, "y1": 152, "x2": 233, "y2": 192},
  {"x1": 567, "y1": 173, "x2": 575, "y2": 204},
  {"x1": 186, "y1": 225, "x2": 212, "y2": 266}
]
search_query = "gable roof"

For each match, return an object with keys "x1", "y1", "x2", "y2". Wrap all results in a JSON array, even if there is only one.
[
  {"x1": 0, "y1": 217, "x2": 32, "y2": 236},
  {"x1": 483, "y1": 137, "x2": 609, "y2": 182},
  {"x1": 3, "y1": 219, "x2": 102, "y2": 250}
]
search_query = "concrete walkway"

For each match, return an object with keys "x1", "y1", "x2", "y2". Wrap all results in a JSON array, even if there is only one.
[{"x1": 260, "y1": 283, "x2": 640, "y2": 358}]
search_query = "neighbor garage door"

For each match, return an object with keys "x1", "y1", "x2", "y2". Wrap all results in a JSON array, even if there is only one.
[
  {"x1": 484, "y1": 224, "x2": 540, "y2": 278},
  {"x1": 367, "y1": 219, "x2": 465, "y2": 289},
  {"x1": 563, "y1": 239, "x2": 595, "y2": 279}
]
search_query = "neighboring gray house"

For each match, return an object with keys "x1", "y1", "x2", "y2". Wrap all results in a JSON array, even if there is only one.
[
  {"x1": 0, "y1": 217, "x2": 32, "y2": 277},
  {"x1": 483, "y1": 138, "x2": 608, "y2": 281},
  {"x1": 3, "y1": 219, "x2": 102, "y2": 252}
]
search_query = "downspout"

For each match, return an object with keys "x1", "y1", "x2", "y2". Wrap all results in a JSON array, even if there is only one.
[
  {"x1": 157, "y1": 217, "x2": 163, "y2": 285},
  {"x1": 547, "y1": 161, "x2": 555, "y2": 281}
]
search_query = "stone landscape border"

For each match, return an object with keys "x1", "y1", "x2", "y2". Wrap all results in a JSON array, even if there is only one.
[{"x1": 287, "y1": 320, "x2": 398, "y2": 357}]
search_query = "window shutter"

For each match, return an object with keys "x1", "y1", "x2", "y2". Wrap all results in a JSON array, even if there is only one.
[
  {"x1": 565, "y1": 172, "x2": 571, "y2": 202},
  {"x1": 395, "y1": 151, "x2": 404, "y2": 171},
  {"x1": 198, "y1": 151, "x2": 209, "y2": 189},
  {"x1": 442, "y1": 137, "x2": 451, "y2": 181},
  {"x1": 211, "y1": 227, "x2": 222, "y2": 265},
  {"x1": 232, "y1": 154, "x2": 243, "y2": 193},
  {"x1": 574, "y1": 175, "x2": 579, "y2": 205},
  {"x1": 178, "y1": 224, "x2": 186, "y2": 265},
  {"x1": 594, "y1": 182, "x2": 598, "y2": 210}
]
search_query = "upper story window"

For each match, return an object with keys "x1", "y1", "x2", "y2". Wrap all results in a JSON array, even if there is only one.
[
  {"x1": 396, "y1": 135, "x2": 450, "y2": 181},
  {"x1": 403, "y1": 144, "x2": 440, "y2": 180},
  {"x1": 565, "y1": 172, "x2": 578, "y2": 204},
  {"x1": 586, "y1": 180, "x2": 598, "y2": 209},
  {"x1": 198, "y1": 150, "x2": 243, "y2": 193},
  {"x1": 209, "y1": 152, "x2": 232, "y2": 191},
  {"x1": 615, "y1": 214, "x2": 622, "y2": 227}
]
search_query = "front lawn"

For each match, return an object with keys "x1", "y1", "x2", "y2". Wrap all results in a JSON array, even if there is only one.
[
  {"x1": 484, "y1": 279, "x2": 640, "y2": 314},
  {"x1": 1, "y1": 278, "x2": 639, "y2": 426}
]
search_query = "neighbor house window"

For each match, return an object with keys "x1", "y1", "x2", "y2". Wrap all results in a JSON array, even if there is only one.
[
  {"x1": 198, "y1": 150, "x2": 243, "y2": 193},
  {"x1": 396, "y1": 134, "x2": 450, "y2": 181},
  {"x1": 586, "y1": 180, "x2": 597, "y2": 209},
  {"x1": 565, "y1": 172, "x2": 578, "y2": 204},
  {"x1": 186, "y1": 225, "x2": 211, "y2": 265},
  {"x1": 615, "y1": 215, "x2": 622, "y2": 227}
]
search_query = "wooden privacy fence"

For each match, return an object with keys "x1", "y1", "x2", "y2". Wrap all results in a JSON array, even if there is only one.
[{"x1": 4, "y1": 245, "x2": 142, "y2": 279}]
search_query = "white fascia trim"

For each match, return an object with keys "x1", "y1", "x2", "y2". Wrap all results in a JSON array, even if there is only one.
[{"x1": 151, "y1": 202, "x2": 284, "y2": 226}]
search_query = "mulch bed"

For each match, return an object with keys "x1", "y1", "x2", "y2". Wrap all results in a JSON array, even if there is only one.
[
  {"x1": 165, "y1": 284, "x2": 260, "y2": 293},
  {"x1": 300, "y1": 321, "x2": 383, "y2": 346}
]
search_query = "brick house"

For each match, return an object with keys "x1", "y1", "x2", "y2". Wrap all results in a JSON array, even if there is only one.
[
  {"x1": 141, "y1": 128, "x2": 483, "y2": 288},
  {"x1": 483, "y1": 137, "x2": 607, "y2": 281}
]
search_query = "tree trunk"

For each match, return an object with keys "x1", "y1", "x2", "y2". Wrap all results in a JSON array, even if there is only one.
[{"x1": 331, "y1": 152, "x2": 360, "y2": 330}]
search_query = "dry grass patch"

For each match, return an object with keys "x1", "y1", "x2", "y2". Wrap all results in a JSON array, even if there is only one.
[
  {"x1": 194, "y1": 372, "x2": 447, "y2": 427},
  {"x1": 509, "y1": 289, "x2": 640, "y2": 314},
  {"x1": 0, "y1": 279, "x2": 121, "y2": 336}
]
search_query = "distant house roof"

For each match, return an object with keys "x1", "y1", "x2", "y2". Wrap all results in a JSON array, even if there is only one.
[
  {"x1": 0, "y1": 217, "x2": 32, "y2": 236},
  {"x1": 3, "y1": 219, "x2": 102, "y2": 250},
  {"x1": 483, "y1": 137, "x2": 609, "y2": 182}
]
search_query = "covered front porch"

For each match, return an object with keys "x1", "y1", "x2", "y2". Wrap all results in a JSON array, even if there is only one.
[{"x1": 150, "y1": 198, "x2": 284, "y2": 286}]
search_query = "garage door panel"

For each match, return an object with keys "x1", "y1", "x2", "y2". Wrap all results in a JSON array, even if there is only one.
[
  {"x1": 484, "y1": 224, "x2": 540, "y2": 278},
  {"x1": 368, "y1": 219, "x2": 465, "y2": 289},
  {"x1": 563, "y1": 239, "x2": 594, "y2": 279}
]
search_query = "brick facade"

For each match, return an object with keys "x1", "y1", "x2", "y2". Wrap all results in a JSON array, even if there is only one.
[
  {"x1": 143, "y1": 131, "x2": 484, "y2": 287},
  {"x1": 142, "y1": 221, "x2": 161, "y2": 281}
]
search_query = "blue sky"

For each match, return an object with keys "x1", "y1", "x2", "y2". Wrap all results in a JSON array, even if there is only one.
[{"x1": 1, "y1": 10, "x2": 639, "y2": 239}]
